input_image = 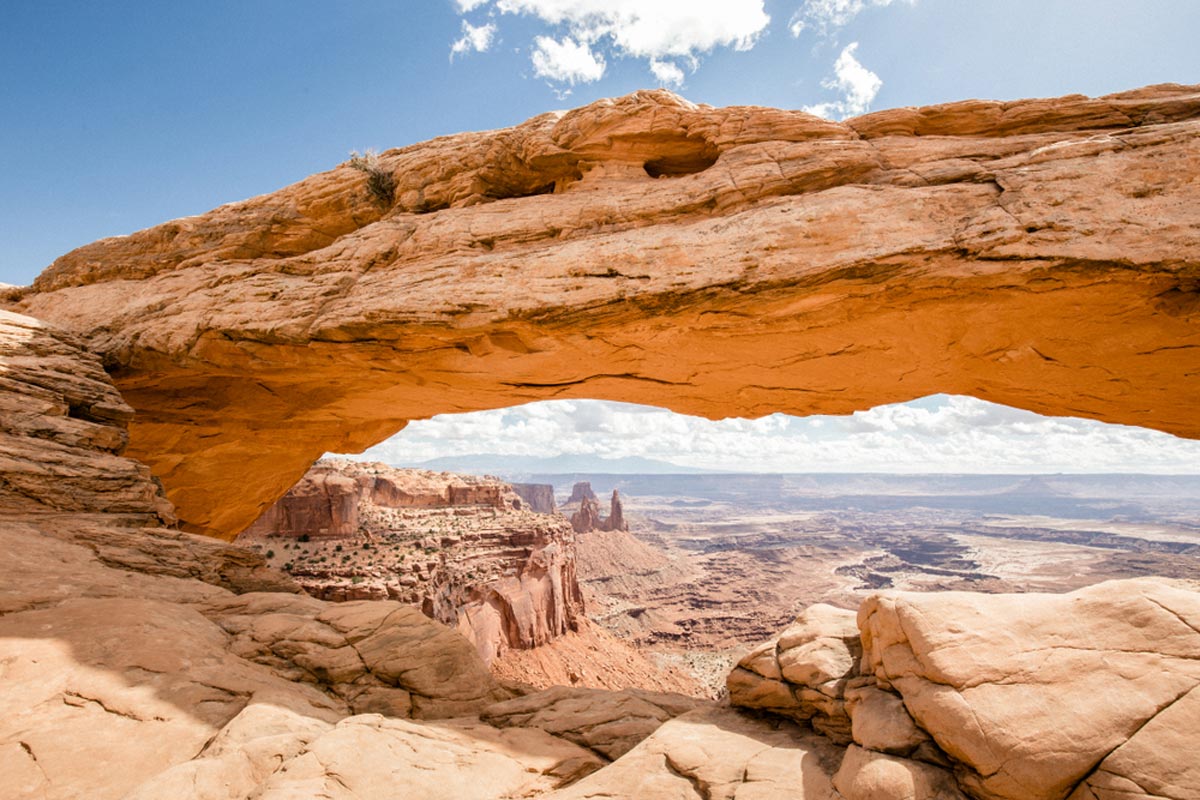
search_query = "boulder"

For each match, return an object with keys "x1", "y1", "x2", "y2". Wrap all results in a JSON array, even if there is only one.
[{"x1": 858, "y1": 578, "x2": 1200, "y2": 800}]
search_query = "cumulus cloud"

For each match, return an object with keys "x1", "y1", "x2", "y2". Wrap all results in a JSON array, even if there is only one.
[
  {"x1": 789, "y1": 0, "x2": 913, "y2": 38},
  {"x1": 452, "y1": 0, "x2": 769, "y2": 86},
  {"x1": 530, "y1": 35, "x2": 606, "y2": 84},
  {"x1": 350, "y1": 395, "x2": 1200, "y2": 475},
  {"x1": 450, "y1": 20, "x2": 498, "y2": 59},
  {"x1": 649, "y1": 59, "x2": 686, "y2": 87},
  {"x1": 802, "y1": 42, "x2": 881, "y2": 119}
]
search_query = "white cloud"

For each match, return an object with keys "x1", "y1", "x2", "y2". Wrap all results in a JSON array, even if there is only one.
[
  {"x1": 349, "y1": 395, "x2": 1200, "y2": 475},
  {"x1": 450, "y1": 20, "x2": 498, "y2": 59},
  {"x1": 802, "y1": 42, "x2": 881, "y2": 119},
  {"x1": 649, "y1": 59, "x2": 686, "y2": 87},
  {"x1": 789, "y1": 0, "x2": 913, "y2": 38},
  {"x1": 531, "y1": 35, "x2": 606, "y2": 84},
  {"x1": 454, "y1": 0, "x2": 769, "y2": 87}
]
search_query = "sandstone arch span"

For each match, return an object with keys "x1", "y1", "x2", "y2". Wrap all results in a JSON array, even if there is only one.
[{"x1": 12, "y1": 86, "x2": 1200, "y2": 539}]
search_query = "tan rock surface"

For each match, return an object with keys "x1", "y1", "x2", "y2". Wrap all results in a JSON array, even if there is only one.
[
  {"x1": 489, "y1": 618, "x2": 705, "y2": 696},
  {"x1": 1, "y1": 313, "x2": 565, "y2": 799},
  {"x1": 728, "y1": 603, "x2": 861, "y2": 742},
  {"x1": 10, "y1": 86, "x2": 1199, "y2": 538},
  {"x1": 545, "y1": 706, "x2": 845, "y2": 800},
  {"x1": 832, "y1": 745, "x2": 966, "y2": 800},
  {"x1": 5, "y1": 320, "x2": 1198, "y2": 800},
  {"x1": 482, "y1": 684, "x2": 705, "y2": 760},
  {"x1": 858, "y1": 578, "x2": 1200, "y2": 800}
]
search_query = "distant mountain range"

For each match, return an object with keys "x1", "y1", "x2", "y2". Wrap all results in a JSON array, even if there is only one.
[{"x1": 413, "y1": 453, "x2": 718, "y2": 477}]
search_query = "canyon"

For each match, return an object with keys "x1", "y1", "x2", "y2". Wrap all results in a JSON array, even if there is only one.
[
  {"x1": 1, "y1": 84, "x2": 1199, "y2": 799},
  {"x1": 236, "y1": 459, "x2": 699, "y2": 694}
]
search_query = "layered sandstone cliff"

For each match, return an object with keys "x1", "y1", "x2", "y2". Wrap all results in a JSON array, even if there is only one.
[
  {"x1": 239, "y1": 460, "x2": 585, "y2": 665},
  {"x1": 8, "y1": 86, "x2": 1199, "y2": 538},
  {"x1": 513, "y1": 482, "x2": 558, "y2": 514}
]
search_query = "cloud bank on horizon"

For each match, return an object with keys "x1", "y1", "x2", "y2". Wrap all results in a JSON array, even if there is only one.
[
  {"x1": 450, "y1": 0, "x2": 910, "y2": 117},
  {"x1": 353, "y1": 396, "x2": 1200, "y2": 475}
]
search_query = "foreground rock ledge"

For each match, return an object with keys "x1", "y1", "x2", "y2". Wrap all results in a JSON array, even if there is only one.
[{"x1": 11, "y1": 84, "x2": 1200, "y2": 537}]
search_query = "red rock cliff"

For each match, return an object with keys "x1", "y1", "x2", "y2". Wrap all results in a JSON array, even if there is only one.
[{"x1": 238, "y1": 460, "x2": 586, "y2": 664}]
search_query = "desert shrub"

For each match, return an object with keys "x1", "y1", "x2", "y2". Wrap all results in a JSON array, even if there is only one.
[
  {"x1": 348, "y1": 149, "x2": 396, "y2": 207},
  {"x1": 265, "y1": 550, "x2": 275, "y2": 559},
  {"x1": 298, "y1": 534, "x2": 311, "y2": 543}
]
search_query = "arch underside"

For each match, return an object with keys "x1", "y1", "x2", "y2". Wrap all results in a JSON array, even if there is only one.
[{"x1": 13, "y1": 86, "x2": 1199, "y2": 538}]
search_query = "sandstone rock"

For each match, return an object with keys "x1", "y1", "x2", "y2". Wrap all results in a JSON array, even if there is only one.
[
  {"x1": 482, "y1": 684, "x2": 705, "y2": 759},
  {"x1": 1068, "y1": 684, "x2": 1200, "y2": 800},
  {"x1": 844, "y1": 684, "x2": 930, "y2": 756},
  {"x1": 607, "y1": 489, "x2": 626, "y2": 530},
  {"x1": 0, "y1": 316, "x2": 549, "y2": 798},
  {"x1": 14, "y1": 89, "x2": 1199, "y2": 538},
  {"x1": 0, "y1": 310, "x2": 172, "y2": 523},
  {"x1": 567, "y1": 482, "x2": 597, "y2": 505},
  {"x1": 565, "y1": 481, "x2": 629, "y2": 533},
  {"x1": 545, "y1": 706, "x2": 845, "y2": 799},
  {"x1": 858, "y1": 578, "x2": 1200, "y2": 800},
  {"x1": 488, "y1": 617, "x2": 706, "y2": 696},
  {"x1": 0, "y1": 309, "x2": 297, "y2": 597},
  {"x1": 832, "y1": 744, "x2": 966, "y2": 800},
  {"x1": 729, "y1": 603, "x2": 861, "y2": 743},
  {"x1": 248, "y1": 715, "x2": 604, "y2": 799},
  {"x1": 513, "y1": 481, "x2": 557, "y2": 513}
]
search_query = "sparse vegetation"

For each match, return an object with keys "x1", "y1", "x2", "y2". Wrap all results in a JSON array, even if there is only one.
[{"x1": 348, "y1": 149, "x2": 396, "y2": 208}]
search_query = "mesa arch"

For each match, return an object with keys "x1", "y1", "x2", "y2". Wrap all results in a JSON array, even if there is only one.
[{"x1": 11, "y1": 85, "x2": 1199, "y2": 539}]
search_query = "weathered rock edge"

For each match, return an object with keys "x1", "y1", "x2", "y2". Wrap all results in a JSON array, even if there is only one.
[
  {"x1": 728, "y1": 580, "x2": 1200, "y2": 800},
  {"x1": 12, "y1": 84, "x2": 1200, "y2": 537}
]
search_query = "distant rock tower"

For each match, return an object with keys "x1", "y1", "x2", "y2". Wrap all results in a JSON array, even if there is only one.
[
  {"x1": 606, "y1": 489, "x2": 626, "y2": 532},
  {"x1": 566, "y1": 482, "x2": 628, "y2": 533}
]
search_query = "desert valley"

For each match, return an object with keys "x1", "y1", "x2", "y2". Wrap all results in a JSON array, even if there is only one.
[{"x1": 238, "y1": 462, "x2": 1200, "y2": 697}]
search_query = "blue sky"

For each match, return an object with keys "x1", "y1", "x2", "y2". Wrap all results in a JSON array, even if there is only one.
[
  {"x1": 2, "y1": 0, "x2": 1198, "y2": 285},
  {"x1": 3, "y1": 1, "x2": 1197, "y2": 472}
]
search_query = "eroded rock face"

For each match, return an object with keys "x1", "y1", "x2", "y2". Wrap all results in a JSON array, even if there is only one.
[
  {"x1": 858, "y1": 578, "x2": 1200, "y2": 800},
  {"x1": 545, "y1": 705, "x2": 846, "y2": 799},
  {"x1": 514, "y1": 482, "x2": 558, "y2": 514},
  {"x1": 564, "y1": 482, "x2": 629, "y2": 533},
  {"x1": 481, "y1": 684, "x2": 704, "y2": 760},
  {"x1": 727, "y1": 603, "x2": 864, "y2": 744},
  {"x1": 10, "y1": 86, "x2": 1199, "y2": 538},
  {"x1": 730, "y1": 579, "x2": 1200, "y2": 800},
  {"x1": 238, "y1": 459, "x2": 586, "y2": 666},
  {"x1": 0, "y1": 313, "x2": 548, "y2": 798}
]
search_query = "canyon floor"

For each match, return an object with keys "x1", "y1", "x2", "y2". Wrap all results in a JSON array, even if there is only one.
[{"x1": 550, "y1": 473, "x2": 1200, "y2": 695}]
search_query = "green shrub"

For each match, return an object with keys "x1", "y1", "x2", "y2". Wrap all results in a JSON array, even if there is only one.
[{"x1": 348, "y1": 149, "x2": 396, "y2": 207}]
